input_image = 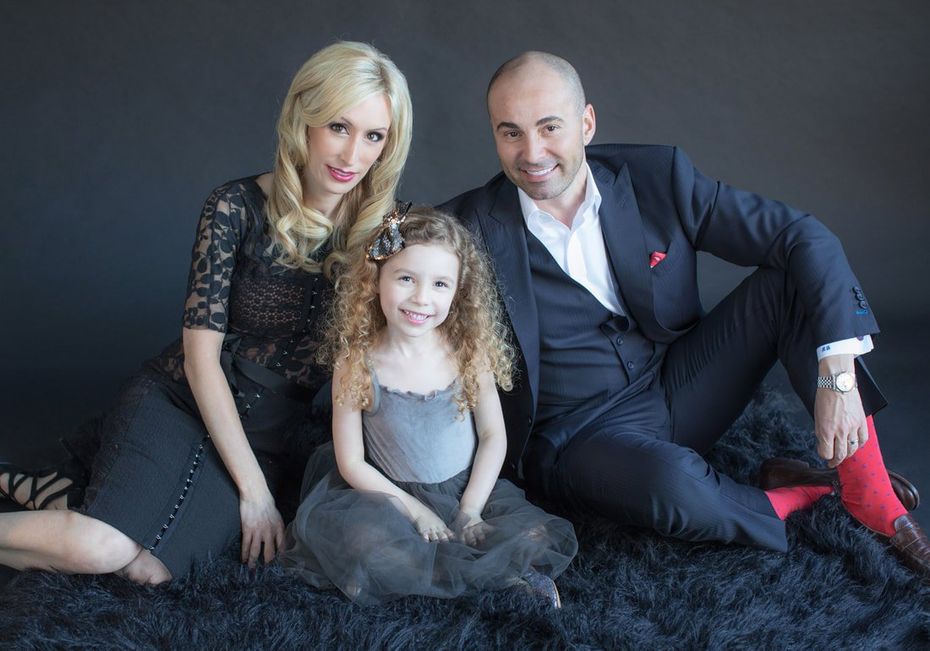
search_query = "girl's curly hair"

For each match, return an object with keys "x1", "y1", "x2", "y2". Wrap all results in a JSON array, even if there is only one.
[{"x1": 322, "y1": 206, "x2": 515, "y2": 413}]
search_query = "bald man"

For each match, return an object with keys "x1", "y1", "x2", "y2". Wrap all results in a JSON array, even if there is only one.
[{"x1": 440, "y1": 52, "x2": 929, "y2": 579}]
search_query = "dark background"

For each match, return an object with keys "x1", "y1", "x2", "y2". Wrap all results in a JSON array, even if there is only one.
[{"x1": 1, "y1": 2, "x2": 927, "y2": 529}]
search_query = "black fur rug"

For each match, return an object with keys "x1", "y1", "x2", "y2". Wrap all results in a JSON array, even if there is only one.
[{"x1": 1, "y1": 393, "x2": 928, "y2": 650}]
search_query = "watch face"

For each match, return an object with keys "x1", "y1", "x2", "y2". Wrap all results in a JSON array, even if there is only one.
[{"x1": 836, "y1": 372, "x2": 855, "y2": 392}]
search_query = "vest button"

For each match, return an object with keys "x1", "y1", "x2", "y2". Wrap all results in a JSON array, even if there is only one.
[
  {"x1": 615, "y1": 336, "x2": 624, "y2": 345},
  {"x1": 627, "y1": 361, "x2": 634, "y2": 369}
]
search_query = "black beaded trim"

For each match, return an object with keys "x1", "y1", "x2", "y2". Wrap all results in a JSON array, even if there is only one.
[{"x1": 148, "y1": 438, "x2": 207, "y2": 551}]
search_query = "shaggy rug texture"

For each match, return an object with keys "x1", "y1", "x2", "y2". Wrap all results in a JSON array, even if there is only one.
[{"x1": 1, "y1": 392, "x2": 928, "y2": 650}]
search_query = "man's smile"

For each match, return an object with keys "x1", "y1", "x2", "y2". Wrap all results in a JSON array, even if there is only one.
[{"x1": 521, "y1": 164, "x2": 557, "y2": 179}]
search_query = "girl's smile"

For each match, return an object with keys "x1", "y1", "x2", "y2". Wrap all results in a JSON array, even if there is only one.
[{"x1": 401, "y1": 309, "x2": 432, "y2": 324}]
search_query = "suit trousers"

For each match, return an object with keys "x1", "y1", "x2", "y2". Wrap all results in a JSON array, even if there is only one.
[{"x1": 525, "y1": 267, "x2": 880, "y2": 551}]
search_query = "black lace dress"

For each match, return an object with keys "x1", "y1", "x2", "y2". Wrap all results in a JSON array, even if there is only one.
[{"x1": 77, "y1": 177, "x2": 332, "y2": 578}]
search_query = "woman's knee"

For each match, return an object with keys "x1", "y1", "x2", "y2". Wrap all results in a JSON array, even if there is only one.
[
  {"x1": 118, "y1": 550, "x2": 172, "y2": 585},
  {"x1": 60, "y1": 512, "x2": 141, "y2": 574}
]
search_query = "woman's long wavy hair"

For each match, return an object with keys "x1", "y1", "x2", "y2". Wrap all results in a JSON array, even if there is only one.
[
  {"x1": 324, "y1": 207, "x2": 515, "y2": 413},
  {"x1": 266, "y1": 41, "x2": 413, "y2": 276}
]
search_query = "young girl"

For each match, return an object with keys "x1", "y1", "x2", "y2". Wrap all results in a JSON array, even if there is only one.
[{"x1": 281, "y1": 206, "x2": 577, "y2": 606}]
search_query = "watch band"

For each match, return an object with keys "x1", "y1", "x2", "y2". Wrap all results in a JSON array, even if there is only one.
[
  {"x1": 816, "y1": 371, "x2": 856, "y2": 393},
  {"x1": 816, "y1": 375, "x2": 835, "y2": 390}
]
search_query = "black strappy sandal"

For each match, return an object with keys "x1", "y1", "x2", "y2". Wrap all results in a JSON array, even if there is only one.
[{"x1": 0, "y1": 459, "x2": 88, "y2": 510}]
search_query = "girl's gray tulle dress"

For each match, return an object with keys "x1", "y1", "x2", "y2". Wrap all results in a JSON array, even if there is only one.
[{"x1": 281, "y1": 373, "x2": 578, "y2": 605}]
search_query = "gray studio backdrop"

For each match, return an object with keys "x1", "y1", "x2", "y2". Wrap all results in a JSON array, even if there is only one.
[{"x1": 2, "y1": 1, "x2": 928, "y2": 446}]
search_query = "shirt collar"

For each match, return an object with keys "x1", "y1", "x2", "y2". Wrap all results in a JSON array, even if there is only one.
[{"x1": 517, "y1": 162, "x2": 602, "y2": 228}]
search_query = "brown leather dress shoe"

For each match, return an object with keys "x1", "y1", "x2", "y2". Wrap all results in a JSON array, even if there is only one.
[
  {"x1": 758, "y1": 457, "x2": 920, "y2": 512},
  {"x1": 887, "y1": 514, "x2": 930, "y2": 583}
]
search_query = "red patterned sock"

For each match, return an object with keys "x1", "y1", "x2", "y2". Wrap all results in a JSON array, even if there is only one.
[
  {"x1": 766, "y1": 485, "x2": 833, "y2": 520},
  {"x1": 836, "y1": 416, "x2": 907, "y2": 536}
]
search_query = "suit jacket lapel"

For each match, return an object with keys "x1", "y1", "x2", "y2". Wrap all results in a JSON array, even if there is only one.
[
  {"x1": 592, "y1": 161, "x2": 660, "y2": 334},
  {"x1": 478, "y1": 182, "x2": 540, "y2": 404}
]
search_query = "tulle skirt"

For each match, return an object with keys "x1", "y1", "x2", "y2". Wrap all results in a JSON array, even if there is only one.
[{"x1": 281, "y1": 444, "x2": 578, "y2": 605}]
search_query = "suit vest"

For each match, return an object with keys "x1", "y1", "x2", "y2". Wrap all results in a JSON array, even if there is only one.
[{"x1": 526, "y1": 230, "x2": 658, "y2": 414}]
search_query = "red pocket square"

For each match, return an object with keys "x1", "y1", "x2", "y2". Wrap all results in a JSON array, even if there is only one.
[{"x1": 649, "y1": 251, "x2": 667, "y2": 268}]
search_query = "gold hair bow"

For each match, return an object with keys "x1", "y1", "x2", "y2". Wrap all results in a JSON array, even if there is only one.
[{"x1": 367, "y1": 201, "x2": 413, "y2": 261}]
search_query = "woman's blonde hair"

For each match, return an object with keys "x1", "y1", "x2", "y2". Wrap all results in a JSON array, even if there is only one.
[
  {"x1": 324, "y1": 207, "x2": 515, "y2": 413},
  {"x1": 266, "y1": 41, "x2": 413, "y2": 276}
]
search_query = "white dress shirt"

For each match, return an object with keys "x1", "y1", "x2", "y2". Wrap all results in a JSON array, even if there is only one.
[
  {"x1": 519, "y1": 164, "x2": 624, "y2": 315},
  {"x1": 517, "y1": 162, "x2": 872, "y2": 361}
]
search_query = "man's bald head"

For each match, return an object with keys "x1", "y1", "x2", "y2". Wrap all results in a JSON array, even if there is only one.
[
  {"x1": 485, "y1": 51, "x2": 596, "y2": 216},
  {"x1": 487, "y1": 51, "x2": 586, "y2": 114}
]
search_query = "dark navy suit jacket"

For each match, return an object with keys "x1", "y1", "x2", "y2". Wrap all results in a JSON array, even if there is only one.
[{"x1": 440, "y1": 144, "x2": 880, "y2": 478}]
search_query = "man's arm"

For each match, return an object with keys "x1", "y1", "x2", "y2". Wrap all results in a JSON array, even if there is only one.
[
  {"x1": 668, "y1": 146, "x2": 878, "y2": 346},
  {"x1": 668, "y1": 147, "x2": 878, "y2": 465}
]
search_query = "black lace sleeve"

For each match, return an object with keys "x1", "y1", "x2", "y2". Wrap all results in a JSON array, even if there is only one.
[{"x1": 182, "y1": 183, "x2": 248, "y2": 332}]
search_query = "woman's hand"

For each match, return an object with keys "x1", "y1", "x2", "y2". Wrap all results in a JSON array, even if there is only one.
[
  {"x1": 184, "y1": 327, "x2": 285, "y2": 566},
  {"x1": 408, "y1": 502, "x2": 453, "y2": 543},
  {"x1": 239, "y1": 489, "x2": 285, "y2": 567}
]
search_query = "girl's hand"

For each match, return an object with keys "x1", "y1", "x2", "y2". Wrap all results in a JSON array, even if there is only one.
[
  {"x1": 409, "y1": 503, "x2": 453, "y2": 543},
  {"x1": 453, "y1": 508, "x2": 492, "y2": 547},
  {"x1": 239, "y1": 490, "x2": 285, "y2": 567}
]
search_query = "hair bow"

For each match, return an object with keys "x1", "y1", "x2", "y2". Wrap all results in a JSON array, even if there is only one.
[{"x1": 367, "y1": 201, "x2": 413, "y2": 261}]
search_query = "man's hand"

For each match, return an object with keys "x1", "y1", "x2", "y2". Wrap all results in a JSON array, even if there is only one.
[
  {"x1": 814, "y1": 355, "x2": 869, "y2": 468},
  {"x1": 239, "y1": 490, "x2": 285, "y2": 567}
]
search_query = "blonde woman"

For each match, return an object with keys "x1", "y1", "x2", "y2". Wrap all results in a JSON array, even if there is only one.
[{"x1": 0, "y1": 41, "x2": 413, "y2": 584}]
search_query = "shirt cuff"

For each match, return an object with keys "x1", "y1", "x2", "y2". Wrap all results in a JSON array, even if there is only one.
[{"x1": 816, "y1": 335, "x2": 874, "y2": 360}]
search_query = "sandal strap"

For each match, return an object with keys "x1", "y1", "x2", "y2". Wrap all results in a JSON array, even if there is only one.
[
  {"x1": 26, "y1": 470, "x2": 71, "y2": 511},
  {"x1": 36, "y1": 483, "x2": 76, "y2": 510},
  {"x1": 0, "y1": 471, "x2": 12, "y2": 501},
  {"x1": 0, "y1": 465, "x2": 79, "y2": 510}
]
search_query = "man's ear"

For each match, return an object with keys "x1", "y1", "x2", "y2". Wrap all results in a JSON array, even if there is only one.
[{"x1": 582, "y1": 103, "x2": 596, "y2": 145}]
